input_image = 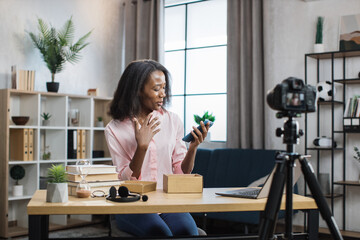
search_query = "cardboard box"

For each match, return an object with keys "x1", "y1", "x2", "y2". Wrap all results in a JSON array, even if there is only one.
[
  {"x1": 120, "y1": 181, "x2": 157, "y2": 193},
  {"x1": 163, "y1": 174, "x2": 203, "y2": 193}
]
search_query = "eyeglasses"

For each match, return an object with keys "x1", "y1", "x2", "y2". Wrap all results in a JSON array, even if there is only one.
[{"x1": 91, "y1": 190, "x2": 107, "y2": 198}]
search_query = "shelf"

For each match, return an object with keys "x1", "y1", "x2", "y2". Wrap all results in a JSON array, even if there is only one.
[
  {"x1": 306, "y1": 49, "x2": 360, "y2": 59},
  {"x1": 334, "y1": 78, "x2": 360, "y2": 84},
  {"x1": 334, "y1": 181, "x2": 360, "y2": 186},
  {"x1": 318, "y1": 100, "x2": 343, "y2": 105},
  {"x1": 306, "y1": 193, "x2": 343, "y2": 199},
  {"x1": 306, "y1": 147, "x2": 344, "y2": 151},
  {"x1": 8, "y1": 195, "x2": 33, "y2": 201},
  {"x1": 0, "y1": 89, "x2": 113, "y2": 238}
]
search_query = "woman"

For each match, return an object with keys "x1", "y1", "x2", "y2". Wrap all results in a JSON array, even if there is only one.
[{"x1": 104, "y1": 59, "x2": 210, "y2": 237}]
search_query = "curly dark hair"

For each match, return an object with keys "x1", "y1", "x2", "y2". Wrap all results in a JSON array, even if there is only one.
[{"x1": 109, "y1": 59, "x2": 172, "y2": 120}]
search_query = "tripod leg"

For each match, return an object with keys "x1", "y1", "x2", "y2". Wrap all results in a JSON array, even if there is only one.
[
  {"x1": 258, "y1": 160, "x2": 287, "y2": 240},
  {"x1": 299, "y1": 157, "x2": 343, "y2": 240}
]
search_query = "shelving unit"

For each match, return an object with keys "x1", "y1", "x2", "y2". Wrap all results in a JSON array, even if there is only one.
[
  {"x1": 305, "y1": 50, "x2": 360, "y2": 231},
  {"x1": 0, "y1": 89, "x2": 112, "y2": 238}
]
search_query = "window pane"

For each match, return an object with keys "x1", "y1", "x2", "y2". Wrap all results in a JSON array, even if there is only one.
[
  {"x1": 165, "y1": 51, "x2": 185, "y2": 95},
  {"x1": 165, "y1": 6, "x2": 186, "y2": 51},
  {"x1": 186, "y1": 46, "x2": 227, "y2": 94},
  {"x1": 185, "y1": 94, "x2": 226, "y2": 141},
  {"x1": 187, "y1": 0, "x2": 227, "y2": 48},
  {"x1": 167, "y1": 96, "x2": 184, "y2": 124}
]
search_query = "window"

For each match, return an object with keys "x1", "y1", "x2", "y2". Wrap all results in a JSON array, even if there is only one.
[{"x1": 164, "y1": 0, "x2": 227, "y2": 142}]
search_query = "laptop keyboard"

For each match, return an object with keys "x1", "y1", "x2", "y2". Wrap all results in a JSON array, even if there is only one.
[{"x1": 216, "y1": 188, "x2": 261, "y2": 199}]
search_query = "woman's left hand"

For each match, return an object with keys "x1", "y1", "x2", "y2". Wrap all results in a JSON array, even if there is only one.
[{"x1": 189, "y1": 121, "x2": 210, "y2": 149}]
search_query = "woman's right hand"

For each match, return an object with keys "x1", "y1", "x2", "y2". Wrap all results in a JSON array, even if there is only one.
[{"x1": 133, "y1": 114, "x2": 161, "y2": 150}]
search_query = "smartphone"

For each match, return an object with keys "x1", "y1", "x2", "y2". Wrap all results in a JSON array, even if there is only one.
[{"x1": 182, "y1": 120, "x2": 214, "y2": 142}]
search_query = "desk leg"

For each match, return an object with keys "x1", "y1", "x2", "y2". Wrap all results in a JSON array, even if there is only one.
[
  {"x1": 29, "y1": 215, "x2": 49, "y2": 240},
  {"x1": 307, "y1": 209, "x2": 319, "y2": 240}
]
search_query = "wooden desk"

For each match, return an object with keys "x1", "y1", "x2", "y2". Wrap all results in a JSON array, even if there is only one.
[{"x1": 27, "y1": 188, "x2": 318, "y2": 239}]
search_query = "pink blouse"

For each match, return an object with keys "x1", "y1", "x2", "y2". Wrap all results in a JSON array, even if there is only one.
[{"x1": 104, "y1": 109, "x2": 187, "y2": 189}]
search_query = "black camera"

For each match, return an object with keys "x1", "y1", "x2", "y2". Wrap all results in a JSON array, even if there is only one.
[{"x1": 267, "y1": 77, "x2": 316, "y2": 113}]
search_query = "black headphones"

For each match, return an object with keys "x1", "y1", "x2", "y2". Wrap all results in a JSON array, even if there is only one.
[{"x1": 106, "y1": 186, "x2": 148, "y2": 202}]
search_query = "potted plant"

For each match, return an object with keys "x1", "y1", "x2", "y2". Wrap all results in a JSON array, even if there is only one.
[
  {"x1": 28, "y1": 16, "x2": 92, "y2": 93},
  {"x1": 96, "y1": 116, "x2": 104, "y2": 127},
  {"x1": 41, "y1": 112, "x2": 52, "y2": 126},
  {"x1": 42, "y1": 146, "x2": 51, "y2": 160},
  {"x1": 46, "y1": 164, "x2": 68, "y2": 203},
  {"x1": 314, "y1": 16, "x2": 324, "y2": 53},
  {"x1": 193, "y1": 111, "x2": 215, "y2": 141},
  {"x1": 10, "y1": 165, "x2": 25, "y2": 197}
]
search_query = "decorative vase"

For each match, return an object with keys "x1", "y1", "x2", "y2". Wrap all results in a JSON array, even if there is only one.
[
  {"x1": 46, "y1": 82, "x2": 59, "y2": 93},
  {"x1": 12, "y1": 185, "x2": 23, "y2": 197},
  {"x1": 46, "y1": 183, "x2": 68, "y2": 203},
  {"x1": 313, "y1": 43, "x2": 324, "y2": 53}
]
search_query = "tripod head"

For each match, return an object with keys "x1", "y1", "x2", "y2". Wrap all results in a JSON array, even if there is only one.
[{"x1": 275, "y1": 111, "x2": 304, "y2": 153}]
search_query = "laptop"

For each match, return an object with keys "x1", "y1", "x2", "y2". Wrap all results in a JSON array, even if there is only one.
[{"x1": 215, "y1": 160, "x2": 301, "y2": 199}]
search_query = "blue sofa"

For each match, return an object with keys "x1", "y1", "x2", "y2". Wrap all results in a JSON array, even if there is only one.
[{"x1": 192, "y1": 148, "x2": 295, "y2": 226}]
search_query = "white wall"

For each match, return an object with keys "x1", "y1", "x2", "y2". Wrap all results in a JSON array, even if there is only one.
[
  {"x1": 0, "y1": 0, "x2": 123, "y2": 97},
  {"x1": 264, "y1": 0, "x2": 360, "y2": 232}
]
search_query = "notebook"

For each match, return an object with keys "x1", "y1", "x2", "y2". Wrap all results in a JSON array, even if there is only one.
[{"x1": 215, "y1": 160, "x2": 301, "y2": 199}]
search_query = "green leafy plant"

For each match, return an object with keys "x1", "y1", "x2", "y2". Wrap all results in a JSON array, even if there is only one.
[
  {"x1": 97, "y1": 116, "x2": 103, "y2": 122},
  {"x1": 28, "y1": 16, "x2": 92, "y2": 82},
  {"x1": 315, "y1": 16, "x2": 324, "y2": 44},
  {"x1": 194, "y1": 111, "x2": 215, "y2": 125},
  {"x1": 47, "y1": 164, "x2": 67, "y2": 183},
  {"x1": 41, "y1": 112, "x2": 52, "y2": 120},
  {"x1": 10, "y1": 165, "x2": 25, "y2": 185}
]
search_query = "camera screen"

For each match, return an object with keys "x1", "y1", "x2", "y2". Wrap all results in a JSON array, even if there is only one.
[{"x1": 286, "y1": 92, "x2": 304, "y2": 107}]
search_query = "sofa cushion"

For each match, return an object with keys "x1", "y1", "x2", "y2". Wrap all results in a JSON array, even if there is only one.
[{"x1": 204, "y1": 148, "x2": 278, "y2": 188}]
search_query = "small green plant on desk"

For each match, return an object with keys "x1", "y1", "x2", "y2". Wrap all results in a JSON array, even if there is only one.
[
  {"x1": 47, "y1": 164, "x2": 67, "y2": 183},
  {"x1": 194, "y1": 111, "x2": 215, "y2": 124},
  {"x1": 46, "y1": 164, "x2": 68, "y2": 202}
]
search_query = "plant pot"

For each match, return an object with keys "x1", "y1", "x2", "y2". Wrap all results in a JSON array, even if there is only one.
[
  {"x1": 96, "y1": 121, "x2": 104, "y2": 127},
  {"x1": 46, "y1": 183, "x2": 68, "y2": 203},
  {"x1": 313, "y1": 43, "x2": 324, "y2": 53},
  {"x1": 12, "y1": 185, "x2": 23, "y2": 197},
  {"x1": 46, "y1": 82, "x2": 59, "y2": 93},
  {"x1": 42, "y1": 119, "x2": 50, "y2": 126}
]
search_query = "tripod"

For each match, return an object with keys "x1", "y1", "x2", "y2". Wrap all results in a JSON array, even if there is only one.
[{"x1": 258, "y1": 111, "x2": 343, "y2": 240}]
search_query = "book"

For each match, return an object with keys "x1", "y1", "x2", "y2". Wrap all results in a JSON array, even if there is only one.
[
  {"x1": 80, "y1": 130, "x2": 86, "y2": 159},
  {"x1": 67, "y1": 129, "x2": 77, "y2": 159},
  {"x1": 344, "y1": 98, "x2": 350, "y2": 117},
  {"x1": 67, "y1": 180, "x2": 122, "y2": 187},
  {"x1": 11, "y1": 65, "x2": 17, "y2": 89},
  {"x1": 28, "y1": 129, "x2": 34, "y2": 161},
  {"x1": 66, "y1": 164, "x2": 117, "y2": 175},
  {"x1": 77, "y1": 129, "x2": 81, "y2": 159},
  {"x1": 68, "y1": 185, "x2": 116, "y2": 197},
  {"x1": 10, "y1": 129, "x2": 29, "y2": 161},
  {"x1": 67, "y1": 172, "x2": 119, "y2": 182}
]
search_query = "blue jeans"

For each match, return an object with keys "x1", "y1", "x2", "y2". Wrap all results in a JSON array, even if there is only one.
[{"x1": 115, "y1": 213, "x2": 199, "y2": 237}]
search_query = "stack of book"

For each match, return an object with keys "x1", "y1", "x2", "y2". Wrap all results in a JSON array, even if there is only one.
[
  {"x1": 344, "y1": 95, "x2": 360, "y2": 118},
  {"x1": 66, "y1": 164, "x2": 121, "y2": 196},
  {"x1": 11, "y1": 66, "x2": 35, "y2": 91}
]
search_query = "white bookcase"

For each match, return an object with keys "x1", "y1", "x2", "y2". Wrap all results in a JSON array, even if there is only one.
[{"x1": 0, "y1": 89, "x2": 112, "y2": 238}]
